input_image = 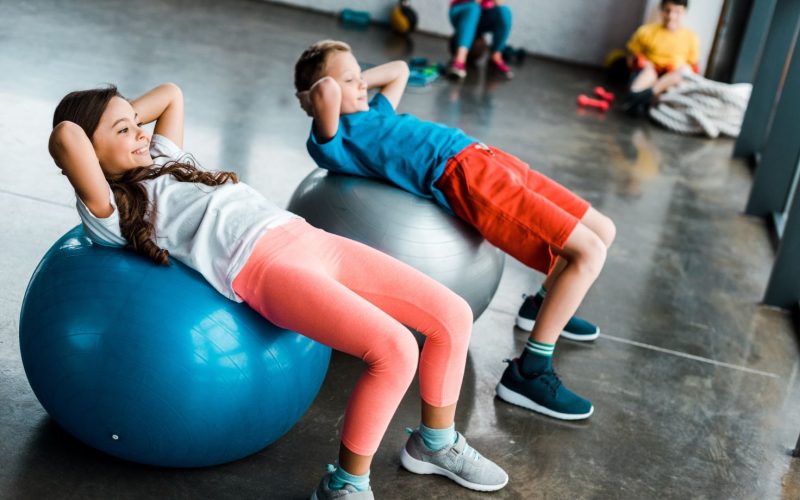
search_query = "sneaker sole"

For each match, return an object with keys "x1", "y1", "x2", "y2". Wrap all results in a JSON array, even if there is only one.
[
  {"x1": 514, "y1": 316, "x2": 600, "y2": 341},
  {"x1": 495, "y1": 382, "x2": 594, "y2": 420},
  {"x1": 399, "y1": 447, "x2": 508, "y2": 492}
]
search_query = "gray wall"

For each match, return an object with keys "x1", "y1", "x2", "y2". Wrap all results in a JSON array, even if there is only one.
[{"x1": 265, "y1": 0, "x2": 721, "y2": 69}]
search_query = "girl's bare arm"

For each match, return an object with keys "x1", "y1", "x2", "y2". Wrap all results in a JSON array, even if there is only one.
[
  {"x1": 130, "y1": 82, "x2": 184, "y2": 148},
  {"x1": 49, "y1": 121, "x2": 113, "y2": 218}
]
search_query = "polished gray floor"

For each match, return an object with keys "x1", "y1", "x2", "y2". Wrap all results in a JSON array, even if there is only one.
[{"x1": 1, "y1": 0, "x2": 799, "y2": 499}]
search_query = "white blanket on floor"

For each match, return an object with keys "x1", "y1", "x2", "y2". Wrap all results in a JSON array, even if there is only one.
[{"x1": 649, "y1": 71, "x2": 752, "y2": 138}]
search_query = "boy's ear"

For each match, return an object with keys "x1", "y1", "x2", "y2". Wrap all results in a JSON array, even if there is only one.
[{"x1": 296, "y1": 91, "x2": 314, "y2": 117}]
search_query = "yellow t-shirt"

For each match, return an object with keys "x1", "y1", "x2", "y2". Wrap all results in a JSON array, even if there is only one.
[{"x1": 627, "y1": 22, "x2": 699, "y2": 69}]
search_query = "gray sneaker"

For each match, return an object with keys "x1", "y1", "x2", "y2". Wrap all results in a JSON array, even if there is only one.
[
  {"x1": 310, "y1": 467, "x2": 375, "y2": 500},
  {"x1": 400, "y1": 429, "x2": 508, "y2": 491}
]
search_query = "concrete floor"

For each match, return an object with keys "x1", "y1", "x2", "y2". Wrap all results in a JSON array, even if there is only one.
[{"x1": 1, "y1": 0, "x2": 799, "y2": 498}]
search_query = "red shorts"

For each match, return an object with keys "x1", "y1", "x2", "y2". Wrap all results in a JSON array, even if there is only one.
[{"x1": 435, "y1": 143, "x2": 590, "y2": 274}]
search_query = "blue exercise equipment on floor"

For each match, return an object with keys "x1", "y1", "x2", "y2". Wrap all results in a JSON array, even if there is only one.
[{"x1": 18, "y1": 226, "x2": 331, "y2": 467}]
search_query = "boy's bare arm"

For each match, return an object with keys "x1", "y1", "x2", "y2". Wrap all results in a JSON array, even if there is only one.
[
  {"x1": 130, "y1": 82, "x2": 184, "y2": 148},
  {"x1": 362, "y1": 61, "x2": 409, "y2": 110},
  {"x1": 49, "y1": 121, "x2": 113, "y2": 218},
  {"x1": 309, "y1": 76, "x2": 343, "y2": 142}
]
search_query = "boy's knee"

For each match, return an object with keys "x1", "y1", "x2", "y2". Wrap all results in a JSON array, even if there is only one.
[
  {"x1": 606, "y1": 219, "x2": 617, "y2": 248},
  {"x1": 598, "y1": 215, "x2": 617, "y2": 248},
  {"x1": 571, "y1": 232, "x2": 607, "y2": 277}
]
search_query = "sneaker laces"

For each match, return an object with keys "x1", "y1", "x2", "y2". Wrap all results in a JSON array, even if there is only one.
[
  {"x1": 462, "y1": 440, "x2": 482, "y2": 462},
  {"x1": 538, "y1": 370, "x2": 563, "y2": 396}
]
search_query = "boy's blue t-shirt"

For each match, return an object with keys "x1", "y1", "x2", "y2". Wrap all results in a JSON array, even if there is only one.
[{"x1": 306, "y1": 93, "x2": 477, "y2": 211}]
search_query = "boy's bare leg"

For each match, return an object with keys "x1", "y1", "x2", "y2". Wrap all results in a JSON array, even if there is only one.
[
  {"x1": 500, "y1": 219, "x2": 609, "y2": 420},
  {"x1": 542, "y1": 208, "x2": 615, "y2": 291},
  {"x1": 530, "y1": 224, "x2": 607, "y2": 345}
]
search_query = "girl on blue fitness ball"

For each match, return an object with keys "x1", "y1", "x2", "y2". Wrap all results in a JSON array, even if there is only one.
[{"x1": 48, "y1": 83, "x2": 507, "y2": 498}]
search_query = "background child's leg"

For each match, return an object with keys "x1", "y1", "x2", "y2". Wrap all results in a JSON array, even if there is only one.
[
  {"x1": 630, "y1": 62, "x2": 658, "y2": 92},
  {"x1": 449, "y1": 2, "x2": 482, "y2": 63},
  {"x1": 478, "y1": 5, "x2": 513, "y2": 58},
  {"x1": 653, "y1": 68, "x2": 685, "y2": 95}
]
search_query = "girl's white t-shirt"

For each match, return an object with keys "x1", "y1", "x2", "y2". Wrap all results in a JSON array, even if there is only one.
[{"x1": 76, "y1": 134, "x2": 298, "y2": 302}]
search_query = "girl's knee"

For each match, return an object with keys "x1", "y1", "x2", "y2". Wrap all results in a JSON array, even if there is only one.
[
  {"x1": 441, "y1": 295, "x2": 473, "y2": 343},
  {"x1": 373, "y1": 332, "x2": 419, "y2": 381}
]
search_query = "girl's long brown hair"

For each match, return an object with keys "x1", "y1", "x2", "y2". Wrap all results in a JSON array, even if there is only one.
[{"x1": 52, "y1": 86, "x2": 238, "y2": 265}]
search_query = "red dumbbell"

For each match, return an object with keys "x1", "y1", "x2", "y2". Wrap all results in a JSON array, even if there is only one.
[
  {"x1": 594, "y1": 86, "x2": 615, "y2": 102},
  {"x1": 577, "y1": 94, "x2": 609, "y2": 111}
]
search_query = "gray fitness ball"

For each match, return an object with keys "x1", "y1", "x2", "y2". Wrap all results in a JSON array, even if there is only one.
[{"x1": 287, "y1": 169, "x2": 505, "y2": 320}]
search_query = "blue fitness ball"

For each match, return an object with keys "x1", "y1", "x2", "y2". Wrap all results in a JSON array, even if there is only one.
[{"x1": 19, "y1": 226, "x2": 331, "y2": 467}]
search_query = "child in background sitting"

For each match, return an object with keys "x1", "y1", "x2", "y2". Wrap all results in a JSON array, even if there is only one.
[{"x1": 623, "y1": 0, "x2": 700, "y2": 116}]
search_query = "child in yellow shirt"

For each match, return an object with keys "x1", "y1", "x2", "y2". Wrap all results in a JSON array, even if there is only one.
[{"x1": 622, "y1": 0, "x2": 700, "y2": 116}]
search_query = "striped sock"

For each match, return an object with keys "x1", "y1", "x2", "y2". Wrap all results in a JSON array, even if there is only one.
[{"x1": 520, "y1": 339, "x2": 555, "y2": 376}]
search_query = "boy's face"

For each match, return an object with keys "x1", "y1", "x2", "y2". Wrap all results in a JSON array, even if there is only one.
[
  {"x1": 324, "y1": 51, "x2": 369, "y2": 114},
  {"x1": 660, "y1": 2, "x2": 686, "y2": 31}
]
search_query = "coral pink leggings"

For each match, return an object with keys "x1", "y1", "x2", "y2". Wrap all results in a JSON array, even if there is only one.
[{"x1": 232, "y1": 219, "x2": 473, "y2": 456}]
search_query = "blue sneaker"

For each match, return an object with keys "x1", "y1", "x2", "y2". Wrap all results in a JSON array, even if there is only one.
[
  {"x1": 515, "y1": 294, "x2": 600, "y2": 341},
  {"x1": 495, "y1": 358, "x2": 594, "y2": 420}
]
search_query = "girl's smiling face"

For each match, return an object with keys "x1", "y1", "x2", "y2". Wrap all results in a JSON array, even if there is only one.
[{"x1": 91, "y1": 96, "x2": 152, "y2": 176}]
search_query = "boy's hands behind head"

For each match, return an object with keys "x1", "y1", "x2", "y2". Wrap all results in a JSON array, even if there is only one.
[
  {"x1": 296, "y1": 76, "x2": 339, "y2": 118},
  {"x1": 296, "y1": 90, "x2": 313, "y2": 117}
]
